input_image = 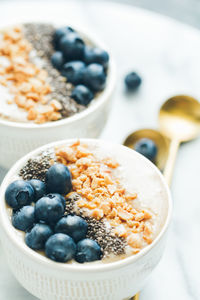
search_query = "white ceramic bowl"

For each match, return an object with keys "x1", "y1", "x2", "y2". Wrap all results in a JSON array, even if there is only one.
[
  {"x1": 0, "y1": 138, "x2": 172, "y2": 300},
  {"x1": 0, "y1": 24, "x2": 116, "y2": 169}
]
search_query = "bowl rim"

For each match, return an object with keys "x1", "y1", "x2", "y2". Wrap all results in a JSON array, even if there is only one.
[
  {"x1": 0, "y1": 22, "x2": 116, "y2": 129},
  {"x1": 0, "y1": 138, "x2": 173, "y2": 273}
]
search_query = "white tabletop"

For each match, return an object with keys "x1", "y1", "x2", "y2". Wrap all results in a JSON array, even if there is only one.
[{"x1": 0, "y1": 0, "x2": 200, "y2": 299}]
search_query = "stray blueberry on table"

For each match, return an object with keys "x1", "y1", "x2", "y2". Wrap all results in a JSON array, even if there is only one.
[
  {"x1": 35, "y1": 195, "x2": 64, "y2": 224},
  {"x1": 12, "y1": 205, "x2": 35, "y2": 231},
  {"x1": 84, "y1": 63, "x2": 106, "y2": 91},
  {"x1": 71, "y1": 84, "x2": 94, "y2": 106},
  {"x1": 45, "y1": 233, "x2": 76, "y2": 262},
  {"x1": 134, "y1": 138, "x2": 158, "y2": 162},
  {"x1": 62, "y1": 61, "x2": 85, "y2": 85},
  {"x1": 59, "y1": 32, "x2": 85, "y2": 61},
  {"x1": 28, "y1": 179, "x2": 46, "y2": 202},
  {"x1": 125, "y1": 72, "x2": 142, "y2": 91},
  {"x1": 51, "y1": 51, "x2": 65, "y2": 70},
  {"x1": 53, "y1": 26, "x2": 74, "y2": 50},
  {"x1": 45, "y1": 163, "x2": 72, "y2": 194},
  {"x1": 75, "y1": 238, "x2": 102, "y2": 263},
  {"x1": 84, "y1": 46, "x2": 109, "y2": 68},
  {"x1": 5, "y1": 180, "x2": 35, "y2": 209},
  {"x1": 25, "y1": 223, "x2": 53, "y2": 250},
  {"x1": 55, "y1": 215, "x2": 88, "y2": 242}
]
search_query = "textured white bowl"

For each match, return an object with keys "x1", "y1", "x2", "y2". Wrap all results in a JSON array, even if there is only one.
[
  {"x1": 0, "y1": 24, "x2": 116, "y2": 169},
  {"x1": 0, "y1": 138, "x2": 172, "y2": 300}
]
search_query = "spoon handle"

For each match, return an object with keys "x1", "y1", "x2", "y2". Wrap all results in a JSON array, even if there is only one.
[
  {"x1": 163, "y1": 139, "x2": 180, "y2": 185},
  {"x1": 132, "y1": 293, "x2": 139, "y2": 300}
]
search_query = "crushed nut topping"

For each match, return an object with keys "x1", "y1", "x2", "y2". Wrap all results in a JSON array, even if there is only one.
[
  {"x1": 0, "y1": 26, "x2": 61, "y2": 123},
  {"x1": 55, "y1": 141, "x2": 154, "y2": 252}
]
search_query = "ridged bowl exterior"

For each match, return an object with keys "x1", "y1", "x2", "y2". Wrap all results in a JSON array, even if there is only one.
[
  {"x1": 1, "y1": 228, "x2": 167, "y2": 300},
  {"x1": 0, "y1": 95, "x2": 113, "y2": 168}
]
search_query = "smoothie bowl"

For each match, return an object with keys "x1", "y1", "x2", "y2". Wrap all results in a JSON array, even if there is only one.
[
  {"x1": 0, "y1": 139, "x2": 172, "y2": 300},
  {"x1": 0, "y1": 23, "x2": 115, "y2": 168}
]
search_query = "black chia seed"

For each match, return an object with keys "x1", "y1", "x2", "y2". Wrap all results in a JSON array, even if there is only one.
[
  {"x1": 23, "y1": 23, "x2": 85, "y2": 118},
  {"x1": 19, "y1": 151, "x2": 54, "y2": 181},
  {"x1": 85, "y1": 216, "x2": 126, "y2": 258},
  {"x1": 23, "y1": 23, "x2": 54, "y2": 59},
  {"x1": 65, "y1": 193, "x2": 127, "y2": 258}
]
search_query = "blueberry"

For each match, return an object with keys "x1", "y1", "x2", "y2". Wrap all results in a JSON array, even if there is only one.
[
  {"x1": 53, "y1": 26, "x2": 74, "y2": 50},
  {"x1": 35, "y1": 195, "x2": 64, "y2": 224},
  {"x1": 62, "y1": 61, "x2": 85, "y2": 85},
  {"x1": 51, "y1": 51, "x2": 65, "y2": 70},
  {"x1": 28, "y1": 179, "x2": 46, "y2": 202},
  {"x1": 12, "y1": 205, "x2": 35, "y2": 231},
  {"x1": 84, "y1": 46, "x2": 109, "y2": 68},
  {"x1": 55, "y1": 215, "x2": 88, "y2": 242},
  {"x1": 25, "y1": 223, "x2": 53, "y2": 250},
  {"x1": 84, "y1": 63, "x2": 106, "y2": 91},
  {"x1": 45, "y1": 233, "x2": 76, "y2": 262},
  {"x1": 125, "y1": 72, "x2": 142, "y2": 91},
  {"x1": 134, "y1": 138, "x2": 158, "y2": 162},
  {"x1": 47, "y1": 193, "x2": 66, "y2": 209},
  {"x1": 45, "y1": 163, "x2": 72, "y2": 194},
  {"x1": 71, "y1": 85, "x2": 93, "y2": 106},
  {"x1": 59, "y1": 32, "x2": 85, "y2": 60},
  {"x1": 5, "y1": 180, "x2": 35, "y2": 209},
  {"x1": 75, "y1": 239, "x2": 102, "y2": 263}
]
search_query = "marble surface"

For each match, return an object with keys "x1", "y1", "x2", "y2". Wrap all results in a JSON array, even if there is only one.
[{"x1": 0, "y1": 0, "x2": 200, "y2": 299}]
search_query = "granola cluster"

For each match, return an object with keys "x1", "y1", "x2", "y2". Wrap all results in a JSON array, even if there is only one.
[
  {"x1": 56, "y1": 141, "x2": 154, "y2": 253},
  {"x1": 0, "y1": 26, "x2": 62, "y2": 123}
]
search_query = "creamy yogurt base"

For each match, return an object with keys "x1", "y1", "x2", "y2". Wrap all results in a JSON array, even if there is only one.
[
  {"x1": 0, "y1": 84, "x2": 28, "y2": 122},
  {"x1": 0, "y1": 54, "x2": 27, "y2": 122}
]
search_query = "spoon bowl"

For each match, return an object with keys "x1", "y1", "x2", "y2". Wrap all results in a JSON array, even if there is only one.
[
  {"x1": 159, "y1": 95, "x2": 200, "y2": 142},
  {"x1": 123, "y1": 128, "x2": 169, "y2": 171}
]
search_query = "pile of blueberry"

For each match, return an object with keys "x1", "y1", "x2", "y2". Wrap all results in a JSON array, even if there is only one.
[
  {"x1": 5, "y1": 163, "x2": 102, "y2": 263},
  {"x1": 51, "y1": 26, "x2": 109, "y2": 106}
]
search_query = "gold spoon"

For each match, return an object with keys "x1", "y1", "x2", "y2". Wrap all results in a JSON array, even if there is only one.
[
  {"x1": 129, "y1": 97, "x2": 200, "y2": 300},
  {"x1": 159, "y1": 95, "x2": 200, "y2": 185},
  {"x1": 123, "y1": 128, "x2": 169, "y2": 171},
  {"x1": 126, "y1": 95, "x2": 200, "y2": 300}
]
